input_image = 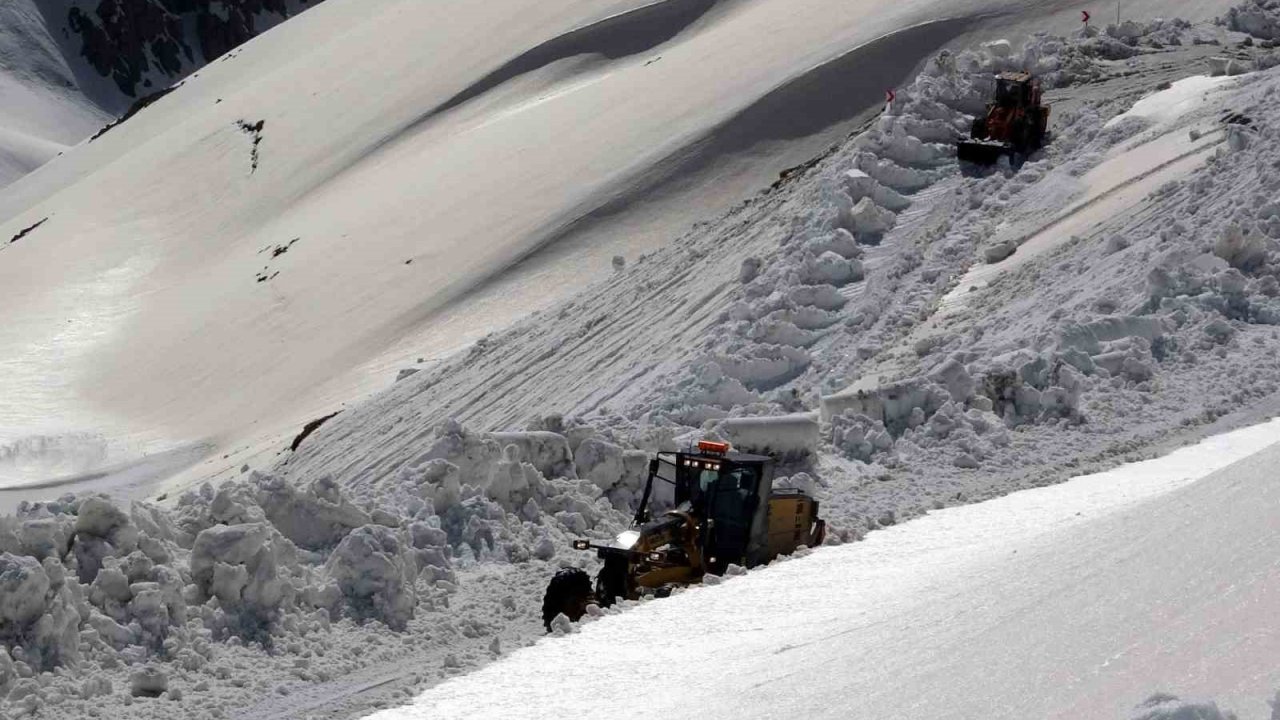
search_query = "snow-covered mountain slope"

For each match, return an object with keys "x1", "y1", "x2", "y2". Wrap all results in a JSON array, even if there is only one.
[
  {"x1": 0, "y1": 0, "x2": 322, "y2": 189},
  {"x1": 0, "y1": 2, "x2": 109, "y2": 188},
  {"x1": 371, "y1": 419, "x2": 1280, "y2": 720},
  {"x1": 0, "y1": 0, "x2": 1242, "y2": 490}
]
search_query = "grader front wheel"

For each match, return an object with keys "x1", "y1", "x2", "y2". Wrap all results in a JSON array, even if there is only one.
[
  {"x1": 541, "y1": 567, "x2": 594, "y2": 631},
  {"x1": 594, "y1": 556, "x2": 630, "y2": 608}
]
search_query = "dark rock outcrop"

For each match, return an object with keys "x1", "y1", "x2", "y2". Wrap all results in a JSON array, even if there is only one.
[{"x1": 65, "y1": 0, "x2": 316, "y2": 97}]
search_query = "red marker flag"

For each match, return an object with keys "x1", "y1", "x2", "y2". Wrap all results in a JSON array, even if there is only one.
[
  {"x1": 885, "y1": 89, "x2": 896, "y2": 104},
  {"x1": 1081, "y1": 10, "x2": 1091, "y2": 23}
]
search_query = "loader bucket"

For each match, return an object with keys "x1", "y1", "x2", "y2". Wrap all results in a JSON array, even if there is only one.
[{"x1": 956, "y1": 140, "x2": 1006, "y2": 165}]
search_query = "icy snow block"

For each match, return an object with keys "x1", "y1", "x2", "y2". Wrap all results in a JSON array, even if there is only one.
[
  {"x1": 255, "y1": 475, "x2": 370, "y2": 550},
  {"x1": 1058, "y1": 316, "x2": 1165, "y2": 355},
  {"x1": 822, "y1": 378, "x2": 947, "y2": 432},
  {"x1": 983, "y1": 241, "x2": 1016, "y2": 264},
  {"x1": 982, "y1": 39, "x2": 1012, "y2": 57},
  {"x1": 855, "y1": 154, "x2": 931, "y2": 192},
  {"x1": 929, "y1": 358, "x2": 975, "y2": 403},
  {"x1": 7, "y1": 517, "x2": 74, "y2": 561},
  {"x1": 1214, "y1": 223, "x2": 1270, "y2": 271},
  {"x1": 488, "y1": 432, "x2": 576, "y2": 480},
  {"x1": 842, "y1": 170, "x2": 910, "y2": 212},
  {"x1": 0, "y1": 553, "x2": 49, "y2": 627},
  {"x1": 715, "y1": 413, "x2": 819, "y2": 460},
  {"x1": 786, "y1": 284, "x2": 847, "y2": 311},
  {"x1": 326, "y1": 525, "x2": 417, "y2": 630},
  {"x1": 75, "y1": 496, "x2": 130, "y2": 537},
  {"x1": 190, "y1": 523, "x2": 294, "y2": 613},
  {"x1": 848, "y1": 197, "x2": 896, "y2": 237},
  {"x1": 806, "y1": 228, "x2": 861, "y2": 260},
  {"x1": 575, "y1": 437, "x2": 628, "y2": 491},
  {"x1": 713, "y1": 345, "x2": 811, "y2": 390},
  {"x1": 803, "y1": 251, "x2": 863, "y2": 287},
  {"x1": 1227, "y1": 5, "x2": 1280, "y2": 40},
  {"x1": 129, "y1": 665, "x2": 167, "y2": 697},
  {"x1": 0, "y1": 553, "x2": 80, "y2": 671}
]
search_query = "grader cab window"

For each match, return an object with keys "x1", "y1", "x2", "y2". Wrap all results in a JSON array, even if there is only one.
[{"x1": 704, "y1": 464, "x2": 762, "y2": 571}]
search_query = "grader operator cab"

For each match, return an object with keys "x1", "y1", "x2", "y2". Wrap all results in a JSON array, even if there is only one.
[
  {"x1": 541, "y1": 440, "x2": 825, "y2": 629},
  {"x1": 957, "y1": 71, "x2": 1051, "y2": 165}
]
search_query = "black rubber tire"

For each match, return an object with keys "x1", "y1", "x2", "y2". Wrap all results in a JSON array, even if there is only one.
[
  {"x1": 594, "y1": 556, "x2": 630, "y2": 608},
  {"x1": 541, "y1": 568, "x2": 594, "y2": 631},
  {"x1": 970, "y1": 116, "x2": 988, "y2": 140}
]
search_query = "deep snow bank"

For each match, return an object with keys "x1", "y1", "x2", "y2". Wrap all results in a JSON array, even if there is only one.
[{"x1": 0, "y1": 415, "x2": 753, "y2": 716}]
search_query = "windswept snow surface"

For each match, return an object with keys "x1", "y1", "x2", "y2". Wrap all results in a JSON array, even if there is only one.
[
  {"x1": 1104, "y1": 74, "x2": 1236, "y2": 129},
  {"x1": 372, "y1": 418, "x2": 1280, "y2": 720},
  {"x1": 0, "y1": 0, "x2": 1243, "y2": 490},
  {"x1": 0, "y1": 1, "x2": 110, "y2": 187}
]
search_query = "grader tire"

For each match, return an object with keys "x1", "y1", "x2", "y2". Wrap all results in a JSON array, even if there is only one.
[
  {"x1": 542, "y1": 568, "x2": 594, "y2": 631},
  {"x1": 594, "y1": 557, "x2": 630, "y2": 608}
]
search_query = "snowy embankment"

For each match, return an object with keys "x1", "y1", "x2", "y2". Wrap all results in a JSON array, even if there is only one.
[
  {"x1": 0, "y1": 0, "x2": 1238, "y2": 492},
  {"x1": 372, "y1": 419, "x2": 1280, "y2": 720}
]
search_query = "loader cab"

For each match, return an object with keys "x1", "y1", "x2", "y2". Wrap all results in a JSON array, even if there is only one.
[
  {"x1": 636, "y1": 441, "x2": 774, "y2": 573},
  {"x1": 994, "y1": 72, "x2": 1039, "y2": 109}
]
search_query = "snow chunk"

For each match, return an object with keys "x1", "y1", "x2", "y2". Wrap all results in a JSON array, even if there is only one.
[
  {"x1": 488, "y1": 432, "x2": 576, "y2": 480},
  {"x1": 1228, "y1": 3, "x2": 1280, "y2": 39},
  {"x1": 842, "y1": 170, "x2": 910, "y2": 212},
  {"x1": 0, "y1": 553, "x2": 80, "y2": 671},
  {"x1": 325, "y1": 525, "x2": 418, "y2": 630},
  {"x1": 803, "y1": 251, "x2": 863, "y2": 286},
  {"x1": 713, "y1": 344, "x2": 811, "y2": 390},
  {"x1": 848, "y1": 197, "x2": 896, "y2": 238},
  {"x1": 714, "y1": 413, "x2": 819, "y2": 460},
  {"x1": 190, "y1": 523, "x2": 299, "y2": 639},
  {"x1": 1214, "y1": 222, "x2": 1270, "y2": 272},
  {"x1": 129, "y1": 665, "x2": 168, "y2": 697},
  {"x1": 255, "y1": 474, "x2": 370, "y2": 550}
]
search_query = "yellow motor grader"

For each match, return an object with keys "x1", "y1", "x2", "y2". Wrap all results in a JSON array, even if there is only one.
[{"x1": 542, "y1": 441, "x2": 826, "y2": 629}]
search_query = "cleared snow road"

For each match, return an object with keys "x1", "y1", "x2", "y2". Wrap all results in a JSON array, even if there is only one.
[{"x1": 370, "y1": 420, "x2": 1280, "y2": 720}]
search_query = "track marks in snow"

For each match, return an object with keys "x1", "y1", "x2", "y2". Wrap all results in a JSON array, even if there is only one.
[{"x1": 939, "y1": 125, "x2": 1228, "y2": 316}]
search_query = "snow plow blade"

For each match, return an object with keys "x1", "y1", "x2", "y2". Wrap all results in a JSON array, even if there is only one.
[{"x1": 956, "y1": 140, "x2": 1007, "y2": 165}]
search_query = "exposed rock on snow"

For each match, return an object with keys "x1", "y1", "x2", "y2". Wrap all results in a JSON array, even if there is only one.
[{"x1": 1130, "y1": 693, "x2": 1238, "y2": 720}]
